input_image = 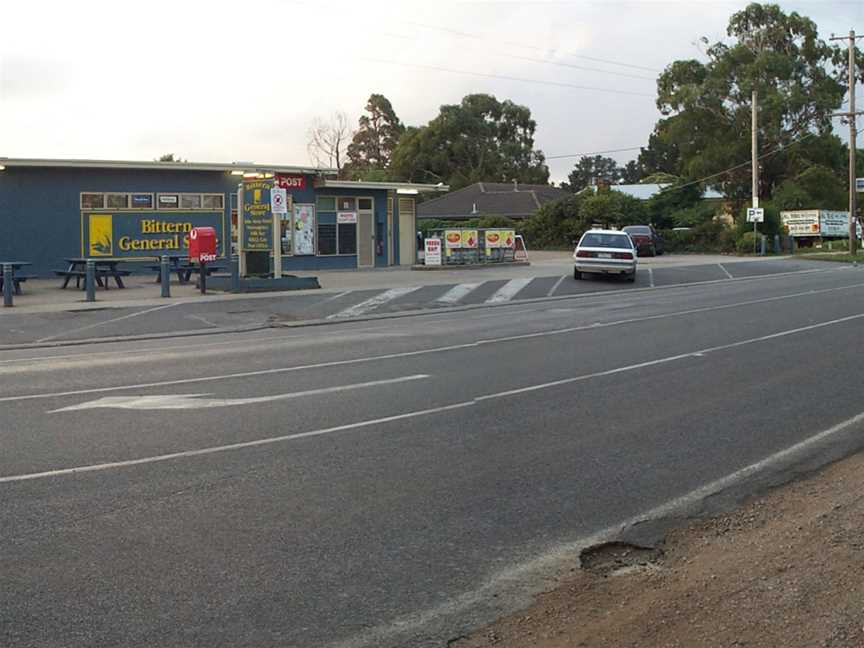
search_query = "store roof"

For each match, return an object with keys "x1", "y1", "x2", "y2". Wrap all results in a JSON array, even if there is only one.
[
  {"x1": 316, "y1": 179, "x2": 449, "y2": 193},
  {"x1": 0, "y1": 157, "x2": 335, "y2": 175},
  {"x1": 417, "y1": 181, "x2": 570, "y2": 219}
]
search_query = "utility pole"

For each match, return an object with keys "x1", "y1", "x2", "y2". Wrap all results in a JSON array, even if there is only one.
[
  {"x1": 831, "y1": 30, "x2": 863, "y2": 254},
  {"x1": 752, "y1": 89, "x2": 759, "y2": 252}
]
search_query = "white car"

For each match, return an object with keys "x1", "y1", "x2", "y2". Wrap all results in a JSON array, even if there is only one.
[{"x1": 573, "y1": 229, "x2": 637, "y2": 282}]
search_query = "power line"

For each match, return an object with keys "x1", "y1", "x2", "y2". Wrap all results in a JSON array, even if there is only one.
[
  {"x1": 404, "y1": 21, "x2": 663, "y2": 74},
  {"x1": 360, "y1": 58, "x2": 655, "y2": 98},
  {"x1": 546, "y1": 146, "x2": 644, "y2": 160},
  {"x1": 659, "y1": 132, "x2": 818, "y2": 194}
]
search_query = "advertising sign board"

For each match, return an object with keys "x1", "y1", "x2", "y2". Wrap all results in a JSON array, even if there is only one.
[
  {"x1": 241, "y1": 179, "x2": 274, "y2": 251},
  {"x1": 82, "y1": 212, "x2": 224, "y2": 258},
  {"x1": 461, "y1": 229, "x2": 478, "y2": 249},
  {"x1": 424, "y1": 238, "x2": 442, "y2": 265},
  {"x1": 781, "y1": 210, "x2": 821, "y2": 236},
  {"x1": 293, "y1": 204, "x2": 315, "y2": 255},
  {"x1": 484, "y1": 229, "x2": 516, "y2": 249},
  {"x1": 444, "y1": 230, "x2": 462, "y2": 249},
  {"x1": 819, "y1": 211, "x2": 851, "y2": 237}
]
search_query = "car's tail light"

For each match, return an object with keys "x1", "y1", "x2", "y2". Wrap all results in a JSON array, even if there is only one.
[
  {"x1": 612, "y1": 252, "x2": 634, "y2": 260},
  {"x1": 576, "y1": 250, "x2": 595, "y2": 258}
]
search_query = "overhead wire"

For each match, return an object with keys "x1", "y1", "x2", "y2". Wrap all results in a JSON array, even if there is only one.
[{"x1": 359, "y1": 58, "x2": 656, "y2": 98}]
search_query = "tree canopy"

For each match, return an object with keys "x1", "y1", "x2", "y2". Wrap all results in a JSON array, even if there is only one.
[
  {"x1": 344, "y1": 94, "x2": 404, "y2": 179},
  {"x1": 389, "y1": 94, "x2": 549, "y2": 189},
  {"x1": 654, "y1": 2, "x2": 849, "y2": 203}
]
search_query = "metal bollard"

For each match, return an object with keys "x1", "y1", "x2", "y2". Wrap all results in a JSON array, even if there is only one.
[
  {"x1": 231, "y1": 255, "x2": 240, "y2": 292},
  {"x1": 199, "y1": 261, "x2": 207, "y2": 295},
  {"x1": 85, "y1": 259, "x2": 96, "y2": 302},
  {"x1": 160, "y1": 255, "x2": 171, "y2": 298},
  {"x1": 773, "y1": 234, "x2": 781, "y2": 255},
  {"x1": 760, "y1": 235, "x2": 766, "y2": 256},
  {"x1": 2, "y1": 263, "x2": 13, "y2": 307}
]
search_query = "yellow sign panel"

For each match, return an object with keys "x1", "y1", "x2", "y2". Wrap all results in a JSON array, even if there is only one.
[{"x1": 88, "y1": 214, "x2": 113, "y2": 256}]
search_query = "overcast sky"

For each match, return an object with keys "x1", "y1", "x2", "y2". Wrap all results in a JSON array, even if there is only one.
[{"x1": 0, "y1": 0, "x2": 861, "y2": 183}]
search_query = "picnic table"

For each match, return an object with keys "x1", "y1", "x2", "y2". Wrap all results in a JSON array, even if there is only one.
[
  {"x1": 145, "y1": 256, "x2": 225, "y2": 284},
  {"x1": 54, "y1": 258, "x2": 130, "y2": 290},
  {"x1": 0, "y1": 262, "x2": 35, "y2": 295}
]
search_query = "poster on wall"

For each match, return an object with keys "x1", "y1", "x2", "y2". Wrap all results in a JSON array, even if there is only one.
[{"x1": 294, "y1": 203, "x2": 316, "y2": 255}]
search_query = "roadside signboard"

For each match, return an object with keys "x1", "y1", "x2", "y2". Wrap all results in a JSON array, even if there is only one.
[
  {"x1": 241, "y1": 178, "x2": 274, "y2": 251},
  {"x1": 337, "y1": 212, "x2": 357, "y2": 224},
  {"x1": 781, "y1": 210, "x2": 820, "y2": 236},
  {"x1": 461, "y1": 229, "x2": 478, "y2": 249},
  {"x1": 82, "y1": 211, "x2": 224, "y2": 258},
  {"x1": 746, "y1": 208, "x2": 764, "y2": 223},
  {"x1": 485, "y1": 229, "x2": 516, "y2": 248},
  {"x1": 856, "y1": 177, "x2": 864, "y2": 192},
  {"x1": 444, "y1": 230, "x2": 462, "y2": 249},
  {"x1": 424, "y1": 238, "x2": 442, "y2": 265},
  {"x1": 819, "y1": 210, "x2": 851, "y2": 237}
]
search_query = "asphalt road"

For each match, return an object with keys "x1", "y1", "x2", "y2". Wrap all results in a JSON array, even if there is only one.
[
  {"x1": 3, "y1": 262, "x2": 864, "y2": 647},
  {"x1": 0, "y1": 258, "x2": 829, "y2": 345}
]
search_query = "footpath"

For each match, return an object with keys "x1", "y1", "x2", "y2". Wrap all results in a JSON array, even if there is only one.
[{"x1": 456, "y1": 450, "x2": 864, "y2": 648}]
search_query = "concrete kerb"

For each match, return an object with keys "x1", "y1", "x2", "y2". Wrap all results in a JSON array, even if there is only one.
[{"x1": 0, "y1": 264, "x2": 846, "y2": 352}]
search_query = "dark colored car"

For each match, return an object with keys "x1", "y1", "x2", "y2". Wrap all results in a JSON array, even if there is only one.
[{"x1": 622, "y1": 225, "x2": 664, "y2": 256}]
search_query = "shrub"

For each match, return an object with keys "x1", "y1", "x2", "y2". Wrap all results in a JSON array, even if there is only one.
[{"x1": 736, "y1": 231, "x2": 759, "y2": 254}]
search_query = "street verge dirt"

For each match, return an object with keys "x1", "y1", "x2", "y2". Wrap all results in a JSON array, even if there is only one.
[{"x1": 455, "y1": 451, "x2": 864, "y2": 648}]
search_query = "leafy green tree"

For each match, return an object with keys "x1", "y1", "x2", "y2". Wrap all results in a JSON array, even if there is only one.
[
  {"x1": 773, "y1": 165, "x2": 847, "y2": 210},
  {"x1": 620, "y1": 160, "x2": 642, "y2": 184},
  {"x1": 564, "y1": 155, "x2": 621, "y2": 192},
  {"x1": 344, "y1": 94, "x2": 404, "y2": 178},
  {"x1": 156, "y1": 153, "x2": 186, "y2": 162},
  {"x1": 637, "y1": 121, "x2": 681, "y2": 176},
  {"x1": 655, "y1": 3, "x2": 849, "y2": 203},
  {"x1": 389, "y1": 94, "x2": 549, "y2": 190}
]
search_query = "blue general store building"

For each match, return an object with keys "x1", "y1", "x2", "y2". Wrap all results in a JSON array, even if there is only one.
[{"x1": 0, "y1": 158, "x2": 445, "y2": 275}]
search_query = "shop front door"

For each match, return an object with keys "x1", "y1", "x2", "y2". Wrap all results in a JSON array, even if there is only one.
[{"x1": 357, "y1": 211, "x2": 374, "y2": 267}]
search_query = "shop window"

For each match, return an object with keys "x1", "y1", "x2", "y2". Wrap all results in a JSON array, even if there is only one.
[
  {"x1": 317, "y1": 223, "x2": 337, "y2": 255},
  {"x1": 131, "y1": 193, "x2": 154, "y2": 209},
  {"x1": 316, "y1": 196, "x2": 336, "y2": 212},
  {"x1": 338, "y1": 197, "x2": 355, "y2": 211},
  {"x1": 358, "y1": 197, "x2": 373, "y2": 211},
  {"x1": 180, "y1": 193, "x2": 202, "y2": 209},
  {"x1": 106, "y1": 193, "x2": 129, "y2": 209},
  {"x1": 158, "y1": 193, "x2": 179, "y2": 209},
  {"x1": 338, "y1": 222, "x2": 357, "y2": 254},
  {"x1": 81, "y1": 193, "x2": 105, "y2": 209},
  {"x1": 202, "y1": 194, "x2": 224, "y2": 210}
]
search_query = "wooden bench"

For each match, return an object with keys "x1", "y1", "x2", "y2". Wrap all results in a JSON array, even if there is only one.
[{"x1": 54, "y1": 269, "x2": 131, "y2": 289}]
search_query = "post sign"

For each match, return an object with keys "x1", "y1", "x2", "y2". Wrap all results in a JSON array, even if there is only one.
[
  {"x1": 241, "y1": 179, "x2": 274, "y2": 251},
  {"x1": 746, "y1": 208, "x2": 765, "y2": 223},
  {"x1": 275, "y1": 174, "x2": 306, "y2": 191},
  {"x1": 82, "y1": 212, "x2": 224, "y2": 258},
  {"x1": 424, "y1": 238, "x2": 442, "y2": 265}
]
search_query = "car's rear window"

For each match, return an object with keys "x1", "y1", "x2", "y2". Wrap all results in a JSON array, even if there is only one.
[
  {"x1": 579, "y1": 233, "x2": 633, "y2": 249},
  {"x1": 623, "y1": 226, "x2": 651, "y2": 235}
]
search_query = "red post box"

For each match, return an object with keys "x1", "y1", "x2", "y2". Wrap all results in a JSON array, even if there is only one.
[{"x1": 189, "y1": 227, "x2": 217, "y2": 263}]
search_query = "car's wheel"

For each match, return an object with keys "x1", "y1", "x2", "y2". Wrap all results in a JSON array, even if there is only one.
[
  {"x1": 626, "y1": 271, "x2": 636, "y2": 283},
  {"x1": 574, "y1": 268, "x2": 582, "y2": 280}
]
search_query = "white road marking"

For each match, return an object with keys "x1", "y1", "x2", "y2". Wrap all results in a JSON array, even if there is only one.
[
  {"x1": 3, "y1": 280, "x2": 864, "y2": 404},
  {"x1": 327, "y1": 287, "x2": 421, "y2": 319},
  {"x1": 486, "y1": 277, "x2": 533, "y2": 303},
  {"x1": 51, "y1": 375, "x2": 430, "y2": 413},
  {"x1": 323, "y1": 405, "x2": 864, "y2": 648},
  {"x1": 648, "y1": 267, "x2": 655, "y2": 288},
  {"x1": 718, "y1": 263, "x2": 734, "y2": 279},
  {"x1": 477, "y1": 310, "x2": 864, "y2": 401},
  {"x1": 34, "y1": 303, "x2": 181, "y2": 343},
  {"x1": 436, "y1": 283, "x2": 481, "y2": 304},
  {"x1": 5, "y1": 307, "x2": 864, "y2": 483},
  {"x1": 0, "y1": 401, "x2": 475, "y2": 484},
  {"x1": 547, "y1": 275, "x2": 567, "y2": 297}
]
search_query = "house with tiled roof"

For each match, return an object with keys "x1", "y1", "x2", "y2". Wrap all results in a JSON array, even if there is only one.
[{"x1": 417, "y1": 182, "x2": 570, "y2": 221}]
